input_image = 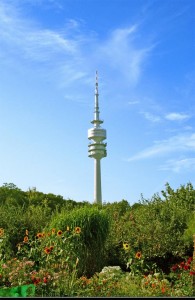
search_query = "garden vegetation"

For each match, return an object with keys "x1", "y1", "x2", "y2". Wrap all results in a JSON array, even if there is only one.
[{"x1": 0, "y1": 182, "x2": 194, "y2": 297}]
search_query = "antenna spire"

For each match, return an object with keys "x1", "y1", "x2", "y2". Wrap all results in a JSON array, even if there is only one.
[
  {"x1": 94, "y1": 70, "x2": 100, "y2": 125},
  {"x1": 95, "y1": 70, "x2": 98, "y2": 94}
]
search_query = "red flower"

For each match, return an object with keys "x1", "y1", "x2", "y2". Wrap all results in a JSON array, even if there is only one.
[
  {"x1": 179, "y1": 261, "x2": 185, "y2": 269},
  {"x1": 43, "y1": 277, "x2": 47, "y2": 283},
  {"x1": 190, "y1": 271, "x2": 195, "y2": 276},
  {"x1": 184, "y1": 264, "x2": 189, "y2": 270},
  {"x1": 187, "y1": 257, "x2": 193, "y2": 264},
  {"x1": 171, "y1": 264, "x2": 178, "y2": 272},
  {"x1": 32, "y1": 277, "x2": 41, "y2": 285}
]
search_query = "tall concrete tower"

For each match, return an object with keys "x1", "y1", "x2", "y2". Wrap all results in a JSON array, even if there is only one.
[{"x1": 88, "y1": 71, "x2": 107, "y2": 205}]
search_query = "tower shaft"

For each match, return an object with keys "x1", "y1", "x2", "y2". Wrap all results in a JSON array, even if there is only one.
[{"x1": 94, "y1": 159, "x2": 102, "y2": 204}]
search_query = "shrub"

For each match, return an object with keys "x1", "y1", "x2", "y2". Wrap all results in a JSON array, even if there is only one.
[{"x1": 49, "y1": 206, "x2": 110, "y2": 277}]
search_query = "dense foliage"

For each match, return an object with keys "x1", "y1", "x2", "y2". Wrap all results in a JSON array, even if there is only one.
[{"x1": 0, "y1": 181, "x2": 194, "y2": 296}]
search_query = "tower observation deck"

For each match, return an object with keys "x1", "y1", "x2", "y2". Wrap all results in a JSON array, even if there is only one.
[{"x1": 88, "y1": 71, "x2": 107, "y2": 205}]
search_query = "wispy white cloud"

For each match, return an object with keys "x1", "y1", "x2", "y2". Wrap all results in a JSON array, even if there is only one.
[
  {"x1": 0, "y1": 1, "x2": 91, "y2": 86},
  {"x1": 165, "y1": 112, "x2": 190, "y2": 121},
  {"x1": 0, "y1": 3, "x2": 80, "y2": 60},
  {"x1": 0, "y1": 1, "x2": 157, "y2": 88},
  {"x1": 128, "y1": 100, "x2": 140, "y2": 105},
  {"x1": 140, "y1": 109, "x2": 191, "y2": 124},
  {"x1": 140, "y1": 111, "x2": 161, "y2": 123},
  {"x1": 99, "y1": 25, "x2": 156, "y2": 85},
  {"x1": 127, "y1": 133, "x2": 195, "y2": 162},
  {"x1": 160, "y1": 157, "x2": 195, "y2": 173}
]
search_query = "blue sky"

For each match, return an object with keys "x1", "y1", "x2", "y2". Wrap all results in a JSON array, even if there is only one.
[{"x1": 0, "y1": 0, "x2": 194, "y2": 204}]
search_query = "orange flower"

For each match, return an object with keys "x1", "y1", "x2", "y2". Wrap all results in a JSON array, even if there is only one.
[
  {"x1": 23, "y1": 236, "x2": 29, "y2": 243},
  {"x1": 75, "y1": 227, "x2": 81, "y2": 234},
  {"x1": 49, "y1": 246, "x2": 54, "y2": 251},
  {"x1": 36, "y1": 233, "x2": 43, "y2": 238},
  {"x1": 57, "y1": 230, "x2": 63, "y2": 236},
  {"x1": 81, "y1": 276, "x2": 87, "y2": 281},
  {"x1": 135, "y1": 251, "x2": 142, "y2": 259},
  {"x1": 0, "y1": 228, "x2": 4, "y2": 237},
  {"x1": 44, "y1": 247, "x2": 51, "y2": 254},
  {"x1": 51, "y1": 228, "x2": 56, "y2": 234}
]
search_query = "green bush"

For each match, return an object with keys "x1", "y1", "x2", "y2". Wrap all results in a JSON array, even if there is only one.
[
  {"x1": 0, "y1": 203, "x2": 52, "y2": 259},
  {"x1": 182, "y1": 212, "x2": 195, "y2": 251},
  {"x1": 49, "y1": 206, "x2": 110, "y2": 277},
  {"x1": 103, "y1": 183, "x2": 194, "y2": 273},
  {"x1": 103, "y1": 206, "x2": 132, "y2": 269}
]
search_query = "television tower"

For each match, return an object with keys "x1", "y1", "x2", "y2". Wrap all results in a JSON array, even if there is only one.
[{"x1": 88, "y1": 71, "x2": 107, "y2": 205}]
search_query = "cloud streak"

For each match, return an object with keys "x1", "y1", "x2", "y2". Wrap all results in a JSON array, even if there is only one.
[
  {"x1": 0, "y1": 1, "x2": 157, "y2": 91},
  {"x1": 99, "y1": 25, "x2": 156, "y2": 85},
  {"x1": 160, "y1": 157, "x2": 195, "y2": 173},
  {"x1": 0, "y1": 3, "x2": 80, "y2": 60},
  {"x1": 141, "y1": 111, "x2": 161, "y2": 122},
  {"x1": 127, "y1": 133, "x2": 195, "y2": 162},
  {"x1": 140, "y1": 109, "x2": 191, "y2": 124},
  {"x1": 165, "y1": 112, "x2": 190, "y2": 121}
]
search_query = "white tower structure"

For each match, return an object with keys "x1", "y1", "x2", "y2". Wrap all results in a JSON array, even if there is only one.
[{"x1": 88, "y1": 71, "x2": 107, "y2": 205}]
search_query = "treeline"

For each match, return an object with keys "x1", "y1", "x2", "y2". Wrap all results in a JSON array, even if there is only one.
[{"x1": 0, "y1": 182, "x2": 90, "y2": 211}]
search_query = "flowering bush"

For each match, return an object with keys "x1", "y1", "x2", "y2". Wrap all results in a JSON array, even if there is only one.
[
  {"x1": 139, "y1": 256, "x2": 194, "y2": 297},
  {"x1": 75, "y1": 271, "x2": 120, "y2": 297},
  {"x1": 122, "y1": 242, "x2": 160, "y2": 276},
  {"x1": 167, "y1": 256, "x2": 194, "y2": 296},
  {"x1": 16, "y1": 226, "x2": 81, "y2": 272},
  {"x1": 0, "y1": 228, "x2": 12, "y2": 261},
  {"x1": 141, "y1": 273, "x2": 172, "y2": 296},
  {"x1": 0, "y1": 226, "x2": 81, "y2": 296},
  {"x1": 0, "y1": 257, "x2": 35, "y2": 287}
]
